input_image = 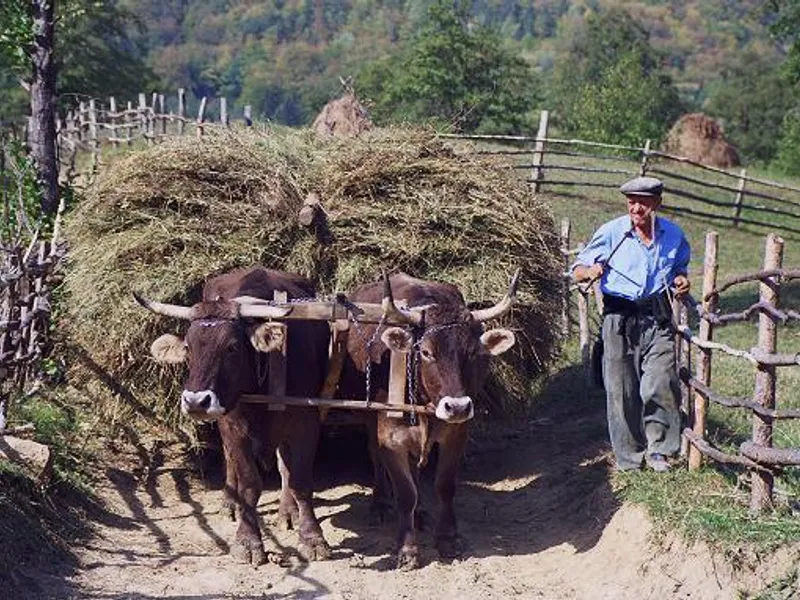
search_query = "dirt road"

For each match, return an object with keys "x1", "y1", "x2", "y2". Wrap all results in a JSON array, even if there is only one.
[{"x1": 23, "y1": 371, "x2": 789, "y2": 600}]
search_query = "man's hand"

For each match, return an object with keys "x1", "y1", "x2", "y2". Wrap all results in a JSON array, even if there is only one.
[
  {"x1": 574, "y1": 263, "x2": 604, "y2": 283},
  {"x1": 673, "y1": 275, "x2": 690, "y2": 297}
]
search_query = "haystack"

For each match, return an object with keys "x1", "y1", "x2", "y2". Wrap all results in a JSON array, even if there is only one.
[
  {"x1": 62, "y1": 126, "x2": 562, "y2": 427},
  {"x1": 311, "y1": 93, "x2": 372, "y2": 138},
  {"x1": 662, "y1": 113, "x2": 741, "y2": 168}
]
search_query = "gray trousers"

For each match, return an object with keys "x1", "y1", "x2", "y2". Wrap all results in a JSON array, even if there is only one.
[{"x1": 602, "y1": 313, "x2": 682, "y2": 470}]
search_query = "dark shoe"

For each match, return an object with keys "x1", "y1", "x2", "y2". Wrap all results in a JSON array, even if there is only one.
[{"x1": 646, "y1": 453, "x2": 670, "y2": 473}]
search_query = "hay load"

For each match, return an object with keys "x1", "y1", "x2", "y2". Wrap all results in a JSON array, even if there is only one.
[
  {"x1": 662, "y1": 113, "x2": 741, "y2": 168},
  {"x1": 63, "y1": 127, "x2": 562, "y2": 425}
]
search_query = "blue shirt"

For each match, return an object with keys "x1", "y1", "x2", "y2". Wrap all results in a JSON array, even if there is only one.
[{"x1": 573, "y1": 215, "x2": 690, "y2": 301}]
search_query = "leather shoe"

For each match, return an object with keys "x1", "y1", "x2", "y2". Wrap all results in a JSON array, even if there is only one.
[{"x1": 646, "y1": 453, "x2": 670, "y2": 472}]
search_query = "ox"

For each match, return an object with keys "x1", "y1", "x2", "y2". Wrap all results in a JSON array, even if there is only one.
[
  {"x1": 134, "y1": 267, "x2": 331, "y2": 565},
  {"x1": 336, "y1": 272, "x2": 518, "y2": 570}
]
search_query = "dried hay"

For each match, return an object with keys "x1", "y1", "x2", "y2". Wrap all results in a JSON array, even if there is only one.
[
  {"x1": 62, "y1": 126, "x2": 562, "y2": 428},
  {"x1": 663, "y1": 113, "x2": 741, "y2": 168},
  {"x1": 311, "y1": 93, "x2": 373, "y2": 138}
]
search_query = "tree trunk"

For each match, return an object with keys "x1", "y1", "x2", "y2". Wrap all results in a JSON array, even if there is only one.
[{"x1": 28, "y1": 0, "x2": 59, "y2": 216}]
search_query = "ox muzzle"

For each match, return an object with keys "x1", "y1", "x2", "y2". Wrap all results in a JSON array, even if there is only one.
[
  {"x1": 435, "y1": 396, "x2": 474, "y2": 424},
  {"x1": 181, "y1": 389, "x2": 225, "y2": 421}
]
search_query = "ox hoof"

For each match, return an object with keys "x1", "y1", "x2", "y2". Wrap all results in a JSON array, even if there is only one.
[
  {"x1": 220, "y1": 498, "x2": 237, "y2": 522},
  {"x1": 396, "y1": 546, "x2": 420, "y2": 571},
  {"x1": 435, "y1": 534, "x2": 466, "y2": 559},
  {"x1": 298, "y1": 537, "x2": 332, "y2": 562},
  {"x1": 275, "y1": 507, "x2": 298, "y2": 531},
  {"x1": 230, "y1": 539, "x2": 267, "y2": 566}
]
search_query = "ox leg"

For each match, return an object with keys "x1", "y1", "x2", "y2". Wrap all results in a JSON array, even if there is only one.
[
  {"x1": 221, "y1": 446, "x2": 238, "y2": 521},
  {"x1": 276, "y1": 446, "x2": 299, "y2": 530},
  {"x1": 366, "y1": 416, "x2": 393, "y2": 525},
  {"x1": 284, "y1": 436, "x2": 331, "y2": 562},
  {"x1": 380, "y1": 445, "x2": 420, "y2": 570},
  {"x1": 218, "y1": 417, "x2": 268, "y2": 566},
  {"x1": 434, "y1": 426, "x2": 468, "y2": 559}
]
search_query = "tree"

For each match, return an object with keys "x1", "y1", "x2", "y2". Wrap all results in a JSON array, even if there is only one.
[
  {"x1": 767, "y1": 0, "x2": 800, "y2": 84},
  {"x1": 550, "y1": 8, "x2": 684, "y2": 145},
  {"x1": 705, "y1": 52, "x2": 795, "y2": 164},
  {"x1": 358, "y1": 0, "x2": 540, "y2": 133}
]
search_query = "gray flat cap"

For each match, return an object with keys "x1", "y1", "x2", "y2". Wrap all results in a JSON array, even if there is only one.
[{"x1": 620, "y1": 176, "x2": 663, "y2": 197}]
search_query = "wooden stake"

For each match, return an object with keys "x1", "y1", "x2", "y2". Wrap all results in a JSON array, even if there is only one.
[
  {"x1": 560, "y1": 218, "x2": 571, "y2": 335},
  {"x1": 639, "y1": 139, "x2": 651, "y2": 176},
  {"x1": 267, "y1": 290, "x2": 288, "y2": 411},
  {"x1": 196, "y1": 97, "x2": 207, "y2": 138},
  {"x1": 244, "y1": 105, "x2": 252, "y2": 126},
  {"x1": 530, "y1": 110, "x2": 549, "y2": 194},
  {"x1": 688, "y1": 232, "x2": 718, "y2": 470},
  {"x1": 750, "y1": 233, "x2": 783, "y2": 513},
  {"x1": 177, "y1": 88, "x2": 186, "y2": 135},
  {"x1": 220, "y1": 97, "x2": 228, "y2": 127},
  {"x1": 109, "y1": 97, "x2": 118, "y2": 149},
  {"x1": 732, "y1": 168, "x2": 747, "y2": 228}
]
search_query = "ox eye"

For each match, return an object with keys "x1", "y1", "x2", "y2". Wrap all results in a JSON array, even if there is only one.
[{"x1": 419, "y1": 348, "x2": 435, "y2": 362}]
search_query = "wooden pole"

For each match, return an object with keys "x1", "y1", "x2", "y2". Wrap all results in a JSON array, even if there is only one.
[
  {"x1": 244, "y1": 105, "x2": 252, "y2": 126},
  {"x1": 676, "y1": 300, "x2": 690, "y2": 457},
  {"x1": 220, "y1": 97, "x2": 229, "y2": 127},
  {"x1": 177, "y1": 88, "x2": 186, "y2": 135},
  {"x1": 196, "y1": 97, "x2": 207, "y2": 138},
  {"x1": 750, "y1": 233, "x2": 783, "y2": 513},
  {"x1": 158, "y1": 94, "x2": 167, "y2": 137},
  {"x1": 88, "y1": 99, "x2": 98, "y2": 174},
  {"x1": 530, "y1": 109, "x2": 549, "y2": 194},
  {"x1": 138, "y1": 93, "x2": 148, "y2": 144},
  {"x1": 732, "y1": 168, "x2": 747, "y2": 228},
  {"x1": 639, "y1": 139, "x2": 651, "y2": 176},
  {"x1": 78, "y1": 101, "x2": 87, "y2": 142},
  {"x1": 560, "y1": 218, "x2": 571, "y2": 335},
  {"x1": 149, "y1": 92, "x2": 157, "y2": 144},
  {"x1": 267, "y1": 290, "x2": 288, "y2": 412},
  {"x1": 109, "y1": 97, "x2": 118, "y2": 149},
  {"x1": 688, "y1": 232, "x2": 718, "y2": 471},
  {"x1": 575, "y1": 243, "x2": 590, "y2": 381}
]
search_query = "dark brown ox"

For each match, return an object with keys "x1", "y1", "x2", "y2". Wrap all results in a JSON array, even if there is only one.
[
  {"x1": 135, "y1": 266, "x2": 331, "y2": 565},
  {"x1": 336, "y1": 272, "x2": 517, "y2": 570}
]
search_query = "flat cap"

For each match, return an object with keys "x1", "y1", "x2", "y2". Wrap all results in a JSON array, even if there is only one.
[{"x1": 620, "y1": 176, "x2": 663, "y2": 197}]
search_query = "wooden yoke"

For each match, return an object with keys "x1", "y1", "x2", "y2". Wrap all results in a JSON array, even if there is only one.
[
  {"x1": 387, "y1": 349, "x2": 407, "y2": 419},
  {"x1": 267, "y1": 290, "x2": 288, "y2": 411}
]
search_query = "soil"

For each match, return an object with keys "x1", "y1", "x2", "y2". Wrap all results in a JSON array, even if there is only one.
[{"x1": 15, "y1": 370, "x2": 795, "y2": 600}]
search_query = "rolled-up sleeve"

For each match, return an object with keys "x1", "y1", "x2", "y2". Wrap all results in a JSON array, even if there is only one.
[{"x1": 572, "y1": 224, "x2": 611, "y2": 273}]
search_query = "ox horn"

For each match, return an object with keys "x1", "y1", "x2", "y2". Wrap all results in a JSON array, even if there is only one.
[
  {"x1": 470, "y1": 268, "x2": 521, "y2": 323},
  {"x1": 133, "y1": 292, "x2": 193, "y2": 320},
  {"x1": 233, "y1": 296, "x2": 293, "y2": 319},
  {"x1": 382, "y1": 271, "x2": 423, "y2": 325}
]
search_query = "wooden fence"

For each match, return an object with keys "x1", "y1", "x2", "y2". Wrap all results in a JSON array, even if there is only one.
[
  {"x1": 443, "y1": 110, "x2": 800, "y2": 236},
  {"x1": 0, "y1": 140, "x2": 66, "y2": 434},
  {"x1": 563, "y1": 221, "x2": 800, "y2": 513}
]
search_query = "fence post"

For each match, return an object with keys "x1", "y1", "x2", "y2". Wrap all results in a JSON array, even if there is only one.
[
  {"x1": 639, "y1": 139, "x2": 651, "y2": 175},
  {"x1": 244, "y1": 105, "x2": 253, "y2": 126},
  {"x1": 530, "y1": 109, "x2": 549, "y2": 194},
  {"x1": 138, "y1": 93, "x2": 148, "y2": 144},
  {"x1": 732, "y1": 168, "x2": 747, "y2": 227},
  {"x1": 88, "y1": 99, "x2": 99, "y2": 174},
  {"x1": 196, "y1": 97, "x2": 207, "y2": 138},
  {"x1": 688, "y1": 231, "x2": 718, "y2": 471},
  {"x1": 575, "y1": 242, "x2": 591, "y2": 381},
  {"x1": 109, "y1": 97, "x2": 118, "y2": 149},
  {"x1": 220, "y1": 97, "x2": 229, "y2": 127},
  {"x1": 158, "y1": 94, "x2": 167, "y2": 138},
  {"x1": 750, "y1": 233, "x2": 783, "y2": 513},
  {"x1": 560, "y1": 218, "x2": 571, "y2": 335},
  {"x1": 675, "y1": 301, "x2": 691, "y2": 457},
  {"x1": 177, "y1": 88, "x2": 186, "y2": 136},
  {"x1": 125, "y1": 101, "x2": 133, "y2": 146},
  {"x1": 78, "y1": 101, "x2": 87, "y2": 142}
]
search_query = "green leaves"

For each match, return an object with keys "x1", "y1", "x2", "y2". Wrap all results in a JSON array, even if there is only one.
[
  {"x1": 0, "y1": 1, "x2": 34, "y2": 72},
  {"x1": 358, "y1": 0, "x2": 540, "y2": 134}
]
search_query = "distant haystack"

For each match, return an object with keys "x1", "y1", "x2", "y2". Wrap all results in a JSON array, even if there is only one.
[
  {"x1": 312, "y1": 78, "x2": 372, "y2": 138},
  {"x1": 662, "y1": 113, "x2": 741, "y2": 168}
]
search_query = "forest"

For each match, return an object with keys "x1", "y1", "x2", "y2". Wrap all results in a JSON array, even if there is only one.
[{"x1": 1, "y1": 0, "x2": 799, "y2": 171}]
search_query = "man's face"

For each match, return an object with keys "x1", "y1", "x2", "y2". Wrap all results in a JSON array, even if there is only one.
[{"x1": 626, "y1": 194, "x2": 661, "y2": 228}]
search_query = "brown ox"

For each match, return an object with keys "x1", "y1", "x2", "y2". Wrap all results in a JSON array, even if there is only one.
[
  {"x1": 135, "y1": 267, "x2": 331, "y2": 565},
  {"x1": 336, "y1": 272, "x2": 517, "y2": 570}
]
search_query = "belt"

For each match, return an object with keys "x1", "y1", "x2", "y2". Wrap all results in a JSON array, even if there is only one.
[{"x1": 603, "y1": 291, "x2": 670, "y2": 320}]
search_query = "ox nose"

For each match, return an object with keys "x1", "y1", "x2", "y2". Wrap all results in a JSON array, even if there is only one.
[
  {"x1": 181, "y1": 390, "x2": 224, "y2": 420},
  {"x1": 435, "y1": 396, "x2": 474, "y2": 424}
]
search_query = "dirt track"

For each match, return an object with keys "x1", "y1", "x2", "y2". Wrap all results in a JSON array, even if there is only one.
[{"x1": 22, "y1": 367, "x2": 791, "y2": 600}]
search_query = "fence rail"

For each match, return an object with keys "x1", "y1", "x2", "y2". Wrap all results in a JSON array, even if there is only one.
[{"x1": 563, "y1": 220, "x2": 800, "y2": 513}]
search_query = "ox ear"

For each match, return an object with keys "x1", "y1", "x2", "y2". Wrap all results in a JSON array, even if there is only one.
[
  {"x1": 480, "y1": 328, "x2": 516, "y2": 356},
  {"x1": 380, "y1": 326, "x2": 414, "y2": 354},
  {"x1": 151, "y1": 333, "x2": 187, "y2": 364},
  {"x1": 248, "y1": 322, "x2": 286, "y2": 353}
]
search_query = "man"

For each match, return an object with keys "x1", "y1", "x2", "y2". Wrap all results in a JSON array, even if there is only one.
[{"x1": 572, "y1": 176, "x2": 691, "y2": 472}]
